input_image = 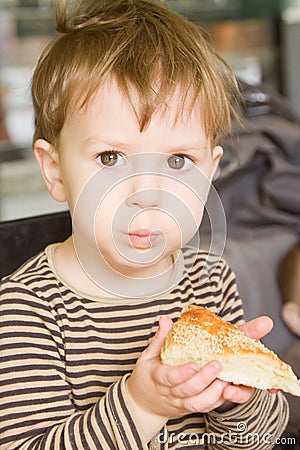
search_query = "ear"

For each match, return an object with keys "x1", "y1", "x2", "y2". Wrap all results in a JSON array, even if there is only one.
[
  {"x1": 34, "y1": 138, "x2": 66, "y2": 202},
  {"x1": 209, "y1": 145, "x2": 223, "y2": 181},
  {"x1": 281, "y1": 301, "x2": 300, "y2": 337}
]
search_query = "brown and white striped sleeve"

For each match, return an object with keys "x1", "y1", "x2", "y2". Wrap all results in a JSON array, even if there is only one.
[
  {"x1": 0, "y1": 280, "x2": 147, "y2": 450},
  {"x1": 205, "y1": 389, "x2": 289, "y2": 450}
]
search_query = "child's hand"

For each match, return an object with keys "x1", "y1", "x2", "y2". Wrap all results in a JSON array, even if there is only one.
[
  {"x1": 126, "y1": 314, "x2": 275, "y2": 443},
  {"x1": 126, "y1": 316, "x2": 228, "y2": 442}
]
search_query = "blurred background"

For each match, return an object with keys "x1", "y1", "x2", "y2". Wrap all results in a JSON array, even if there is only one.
[
  {"x1": 2, "y1": 5, "x2": 299, "y2": 440},
  {"x1": 0, "y1": 0, "x2": 300, "y2": 220}
]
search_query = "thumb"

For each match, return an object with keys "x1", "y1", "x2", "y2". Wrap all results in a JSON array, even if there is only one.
[
  {"x1": 143, "y1": 316, "x2": 173, "y2": 360},
  {"x1": 239, "y1": 316, "x2": 273, "y2": 340}
]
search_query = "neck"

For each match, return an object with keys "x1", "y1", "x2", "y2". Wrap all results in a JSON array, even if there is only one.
[{"x1": 52, "y1": 236, "x2": 181, "y2": 299}]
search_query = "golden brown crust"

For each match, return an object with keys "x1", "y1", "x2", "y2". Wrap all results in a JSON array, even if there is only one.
[
  {"x1": 161, "y1": 305, "x2": 300, "y2": 396},
  {"x1": 166, "y1": 305, "x2": 278, "y2": 358}
]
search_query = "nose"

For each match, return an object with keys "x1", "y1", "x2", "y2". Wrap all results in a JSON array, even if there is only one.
[{"x1": 126, "y1": 174, "x2": 162, "y2": 209}]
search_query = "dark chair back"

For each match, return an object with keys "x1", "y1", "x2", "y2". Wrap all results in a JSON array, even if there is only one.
[{"x1": 0, "y1": 210, "x2": 72, "y2": 279}]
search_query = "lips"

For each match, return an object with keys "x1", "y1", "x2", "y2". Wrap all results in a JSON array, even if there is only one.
[{"x1": 128, "y1": 229, "x2": 158, "y2": 249}]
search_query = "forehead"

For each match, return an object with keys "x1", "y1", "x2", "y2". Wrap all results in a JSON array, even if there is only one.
[
  {"x1": 59, "y1": 78, "x2": 210, "y2": 154},
  {"x1": 71, "y1": 77, "x2": 205, "y2": 133}
]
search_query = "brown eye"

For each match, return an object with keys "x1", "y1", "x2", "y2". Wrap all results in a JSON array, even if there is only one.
[
  {"x1": 167, "y1": 155, "x2": 186, "y2": 170},
  {"x1": 98, "y1": 151, "x2": 121, "y2": 167}
]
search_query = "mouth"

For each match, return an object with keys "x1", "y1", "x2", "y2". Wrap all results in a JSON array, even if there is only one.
[{"x1": 128, "y1": 229, "x2": 159, "y2": 249}]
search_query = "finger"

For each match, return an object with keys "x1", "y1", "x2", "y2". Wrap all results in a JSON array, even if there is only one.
[
  {"x1": 143, "y1": 315, "x2": 173, "y2": 360},
  {"x1": 171, "y1": 361, "x2": 222, "y2": 397},
  {"x1": 239, "y1": 316, "x2": 273, "y2": 340},
  {"x1": 269, "y1": 388, "x2": 279, "y2": 394},
  {"x1": 223, "y1": 384, "x2": 255, "y2": 404},
  {"x1": 157, "y1": 362, "x2": 200, "y2": 387},
  {"x1": 184, "y1": 379, "x2": 228, "y2": 413}
]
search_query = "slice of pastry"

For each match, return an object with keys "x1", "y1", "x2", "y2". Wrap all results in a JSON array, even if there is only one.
[{"x1": 161, "y1": 305, "x2": 300, "y2": 396}]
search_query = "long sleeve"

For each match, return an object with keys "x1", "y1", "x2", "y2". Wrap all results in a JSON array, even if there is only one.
[
  {"x1": 0, "y1": 283, "x2": 147, "y2": 450},
  {"x1": 1, "y1": 377, "x2": 146, "y2": 449},
  {"x1": 205, "y1": 389, "x2": 289, "y2": 450}
]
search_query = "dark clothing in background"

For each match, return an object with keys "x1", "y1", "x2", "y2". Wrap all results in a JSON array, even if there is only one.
[
  {"x1": 201, "y1": 86, "x2": 300, "y2": 351},
  {"x1": 201, "y1": 82, "x2": 300, "y2": 447}
]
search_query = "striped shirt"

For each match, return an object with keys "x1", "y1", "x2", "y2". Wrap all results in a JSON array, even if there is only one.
[{"x1": 0, "y1": 245, "x2": 288, "y2": 449}]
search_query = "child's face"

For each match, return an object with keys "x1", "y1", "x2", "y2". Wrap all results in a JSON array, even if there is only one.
[{"x1": 42, "y1": 78, "x2": 222, "y2": 279}]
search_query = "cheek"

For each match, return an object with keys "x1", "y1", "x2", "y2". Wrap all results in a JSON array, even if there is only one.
[
  {"x1": 59, "y1": 167, "x2": 92, "y2": 215},
  {"x1": 96, "y1": 184, "x2": 124, "y2": 218},
  {"x1": 168, "y1": 188, "x2": 205, "y2": 246},
  {"x1": 187, "y1": 196, "x2": 206, "y2": 224},
  {"x1": 171, "y1": 183, "x2": 206, "y2": 221},
  {"x1": 93, "y1": 186, "x2": 126, "y2": 243}
]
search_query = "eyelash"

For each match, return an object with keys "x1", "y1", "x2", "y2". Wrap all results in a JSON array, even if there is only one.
[
  {"x1": 95, "y1": 150, "x2": 197, "y2": 169},
  {"x1": 167, "y1": 154, "x2": 197, "y2": 171},
  {"x1": 174, "y1": 153, "x2": 196, "y2": 163},
  {"x1": 95, "y1": 150, "x2": 124, "y2": 168}
]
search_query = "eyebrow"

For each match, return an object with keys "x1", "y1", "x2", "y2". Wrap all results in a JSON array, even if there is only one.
[
  {"x1": 84, "y1": 137, "x2": 132, "y2": 150},
  {"x1": 167, "y1": 144, "x2": 208, "y2": 153},
  {"x1": 84, "y1": 136, "x2": 208, "y2": 153}
]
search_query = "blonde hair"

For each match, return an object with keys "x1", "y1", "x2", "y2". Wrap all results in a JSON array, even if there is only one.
[
  {"x1": 32, "y1": 0, "x2": 239, "y2": 148},
  {"x1": 278, "y1": 242, "x2": 300, "y2": 303}
]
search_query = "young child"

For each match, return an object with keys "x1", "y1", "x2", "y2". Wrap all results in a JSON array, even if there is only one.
[
  {"x1": 0, "y1": 1, "x2": 288, "y2": 448},
  {"x1": 277, "y1": 242, "x2": 300, "y2": 447}
]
